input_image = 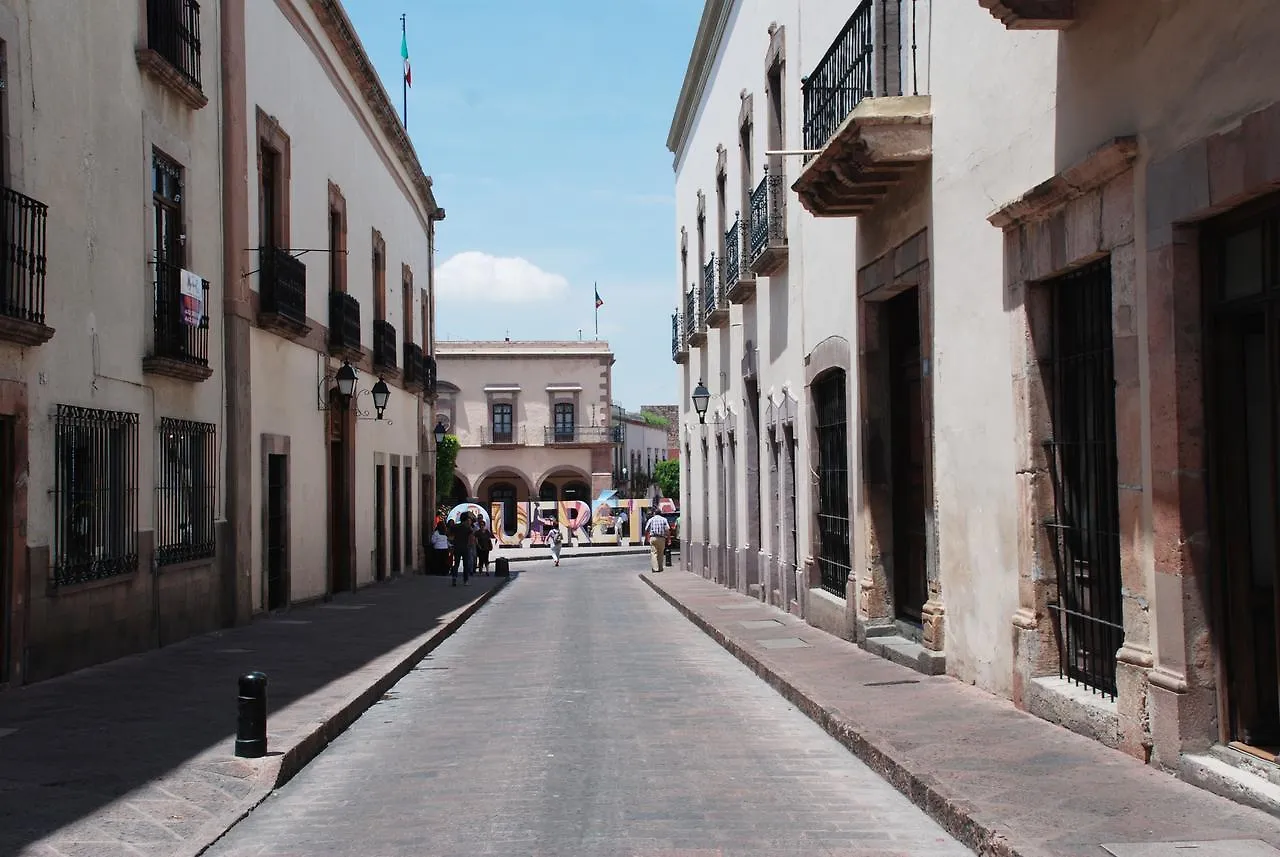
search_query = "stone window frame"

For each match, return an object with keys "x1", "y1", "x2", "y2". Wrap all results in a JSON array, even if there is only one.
[
  {"x1": 804, "y1": 336, "x2": 855, "y2": 602},
  {"x1": 855, "y1": 228, "x2": 941, "y2": 649},
  {"x1": 715, "y1": 145, "x2": 728, "y2": 274},
  {"x1": 259, "y1": 433, "x2": 291, "y2": 611},
  {"x1": 371, "y1": 228, "x2": 387, "y2": 322},
  {"x1": 546, "y1": 387, "x2": 581, "y2": 442},
  {"x1": 0, "y1": 378, "x2": 29, "y2": 685},
  {"x1": 696, "y1": 190, "x2": 707, "y2": 310},
  {"x1": 327, "y1": 181, "x2": 348, "y2": 294},
  {"x1": 484, "y1": 385, "x2": 521, "y2": 446},
  {"x1": 0, "y1": 8, "x2": 27, "y2": 192},
  {"x1": 255, "y1": 107, "x2": 291, "y2": 250},
  {"x1": 990, "y1": 137, "x2": 1143, "y2": 752},
  {"x1": 401, "y1": 263, "x2": 414, "y2": 346},
  {"x1": 739, "y1": 90, "x2": 755, "y2": 232},
  {"x1": 764, "y1": 22, "x2": 786, "y2": 178}
]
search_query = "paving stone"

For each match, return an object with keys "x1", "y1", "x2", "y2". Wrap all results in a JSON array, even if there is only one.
[{"x1": 205, "y1": 555, "x2": 971, "y2": 857}]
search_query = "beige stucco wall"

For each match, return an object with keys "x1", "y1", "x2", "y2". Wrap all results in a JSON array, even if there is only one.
[
  {"x1": 435, "y1": 341, "x2": 614, "y2": 502},
  {"x1": 243, "y1": 0, "x2": 434, "y2": 607},
  {"x1": 1, "y1": 0, "x2": 227, "y2": 548}
]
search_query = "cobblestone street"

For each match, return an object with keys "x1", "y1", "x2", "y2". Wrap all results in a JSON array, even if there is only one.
[{"x1": 205, "y1": 555, "x2": 971, "y2": 857}]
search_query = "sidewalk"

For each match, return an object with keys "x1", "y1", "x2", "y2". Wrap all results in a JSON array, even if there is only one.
[
  {"x1": 0, "y1": 573, "x2": 510, "y2": 857},
  {"x1": 642, "y1": 569, "x2": 1280, "y2": 857}
]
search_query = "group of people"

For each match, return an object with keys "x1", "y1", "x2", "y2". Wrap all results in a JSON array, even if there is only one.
[{"x1": 429, "y1": 509, "x2": 495, "y2": 586}]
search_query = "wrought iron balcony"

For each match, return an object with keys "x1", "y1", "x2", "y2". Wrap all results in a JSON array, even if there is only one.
[
  {"x1": 544, "y1": 425, "x2": 612, "y2": 445},
  {"x1": 480, "y1": 425, "x2": 523, "y2": 446},
  {"x1": 672, "y1": 311, "x2": 688, "y2": 364},
  {"x1": 144, "y1": 255, "x2": 211, "y2": 382},
  {"x1": 372, "y1": 319, "x2": 398, "y2": 374},
  {"x1": 423, "y1": 353, "x2": 437, "y2": 397},
  {"x1": 979, "y1": 0, "x2": 1075, "y2": 29},
  {"x1": 707, "y1": 253, "x2": 730, "y2": 327},
  {"x1": 724, "y1": 214, "x2": 756, "y2": 304},
  {"x1": 138, "y1": 0, "x2": 207, "y2": 109},
  {"x1": 802, "y1": 0, "x2": 874, "y2": 152},
  {"x1": 403, "y1": 341, "x2": 425, "y2": 393},
  {"x1": 748, "y1": 167, "x2": 788, "y2": 276},
  {"x1": 0, "y1": 186, "x2": 53, "y2": 346},
  {"x1": 702, "y1": 254, "x2": 717, "y2": 317},
  {"x1": 259, "y1": 247, "x2": 309, "y2": 335},
  {"x1": 793, "y1": 0, "x2": 932, "y2": 218},
  {"x1": 328, "y1": 291, "x2": 361, "y2": 358},
  {"x1": 685, "y1": 286, "x2": 706, "y2": 347}
]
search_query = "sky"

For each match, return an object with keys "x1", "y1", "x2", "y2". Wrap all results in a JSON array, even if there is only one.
[{"x1": 345, "y1": 0, "x2": 702, "y2": 410}]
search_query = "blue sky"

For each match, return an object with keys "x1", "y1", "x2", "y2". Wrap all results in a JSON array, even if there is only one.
[{"x1": 346, "y1": 0, "x2": 701, "y2": 410}]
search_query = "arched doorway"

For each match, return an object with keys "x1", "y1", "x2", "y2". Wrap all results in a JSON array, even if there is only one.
[
  {"x1": 562, "y1": 481, "x2": 590, "y2": 503},
  {"x1": 448, "y1": 477, "x2": 469, "y2": 506},
  {"x1": 539, "y1": 482, "x2": 558, "y2": 503},
  {"x1": 489, "y1": 482, "x2": 517, "y2": 533}
]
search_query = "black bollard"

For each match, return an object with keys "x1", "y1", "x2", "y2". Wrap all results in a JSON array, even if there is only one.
[{"x1": 235, "y1": 671, "x2": 268, "y2": 758}]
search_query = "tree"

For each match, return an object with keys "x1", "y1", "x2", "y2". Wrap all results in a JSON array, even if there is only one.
[
  {"x1": 435, "y1": 434, "x2": 460, "y2": 505},
  {"x1": 640, "y1": 410, "x2": 670, "y2": 428},
  {"x1": 653, "y1": 458, "x2": 680, "y2": 501}
]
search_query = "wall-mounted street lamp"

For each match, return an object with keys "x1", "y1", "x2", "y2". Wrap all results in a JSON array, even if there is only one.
[
  {"x1": 317, "y1": 359, "x2": 393, "y2": 423},
  {"x1": 692, "y1": 379, "x2": 710, "y2": 425},
  {"x1": 433, "y1": 418, "x2": 447, "y2": 446}
]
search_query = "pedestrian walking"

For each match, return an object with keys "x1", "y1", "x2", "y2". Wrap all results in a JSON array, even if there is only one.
[
  {"x1": 644, "y1": 509, "x2": 670, "y2": 573},
  {"x1": 615, "y1": 507, "x2": 629, "y2": 543},
  {"x1": 430, "y1": 521, "x2": 451, "y2": 575},
  {"x1": 545, "y1": 520, "x2": 564, "y2": 566},
  {"x1": 450, "y1": 512, "x2": 476, "y2": 586},
  {"x1": 476, "y1": 520, "x2": 493, "y2": 574}
]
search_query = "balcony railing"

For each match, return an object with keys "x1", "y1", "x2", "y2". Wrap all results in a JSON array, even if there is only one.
[
  {"x1": 423, "y1": 353, "x2": 437, "y2": 397},
  {"x1": 724, "y1": 216, "x2": 742, "y2": 287},
  {"x1": 748, "y1": 167, "x2": 787, "y2": 263},
  {"x1": 259, "y1": 248, "x2": 308, "y2": 331},
  {"x1": 684, "y1": 288, "x2": 697, "y2": 339},
  {"x1": 146, "y1": 0, "x2": 203, "y2": 92},
  {"x1": 403, "y1": 341, "x2": 425, "y2": 391},
  {"x1": 150, "y1": 255, "x2": 210, "y2": 371},
  {"x1": 802, "y1": 0, "x2": 874, "y2": 151},
  {"x1": 671, "y1": 311, "x2": 682, "y2": 360},
  {"x1": 480, "y1": 425, "x2": 522, "y2": 445},
  {"x1": 373, "y1": 319, "x2": 398, "y2": 372},
  {"x1": 328, "y1": 291, "x2": 361, "y2": 356},
  {"x1": 0, "y1": 187, "x2": 51, "y2": 343},
  {"x1": 545, "y1": 426, "x2": 613, "y2": 445},
  {"x1": 702, "y1": 254, "x2": 717, "y2": 321}
]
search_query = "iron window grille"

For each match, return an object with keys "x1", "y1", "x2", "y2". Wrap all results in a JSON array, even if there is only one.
[
  {"x1": 423, "y1": 354, "x2": 437, "y2": 396},
  {"x1": 801, "y1": 0, "x2": 874, "y2": 151},
  {"x1": 147, "y1": 0, "x2": 203, "y2": 92},
  {"x1": 52, "y1": 405, "x2": 140, "y2": 587},
  {"x1": 492, "y1": 403, "x2": 513, "y2": 444},
  {"x1": 0, "y1": 187, "x2": 49, "y2": 326},
  {"x1": 328, "y1": 291, "x2": 361, "y2": 354},
  {"x1": 260, "y1": 248, "x2": 308, "y2": 326},
  {"x1": 1043, "y1": 258, "x2": 1124, "y2": 699},
  {"x1": 815, "y1": 371, "x2": 851, "y2": 597},
  {"x1": 684, "y1": 288, "x2": 697, "y2": 338},
  {"x1": 156, "y1": 418, "x2": 216, "y2": 566}
]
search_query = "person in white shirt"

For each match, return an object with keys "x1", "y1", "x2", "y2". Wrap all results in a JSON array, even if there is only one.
[
  {"x1": 429, "y1": 522, "x2": 451, "y2": 576},
  {"x1": 644, "y1": 512, "x2": 669, "y2": 573}
]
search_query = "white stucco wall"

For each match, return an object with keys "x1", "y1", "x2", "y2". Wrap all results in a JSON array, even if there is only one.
[
  {"x1": 928, "y1": 5, "x2": 1057, "y2": 692},
  {"x1": 243, "y1": 0, "x2": 434, "y2": 606},
  {"x1": 2, "y1": 0, "x2": 226, "y2": 547}
]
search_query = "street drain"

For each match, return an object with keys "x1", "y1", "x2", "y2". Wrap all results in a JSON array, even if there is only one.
[{"x1": 864, "y1": 679, "x2": 920, "y2": 687}]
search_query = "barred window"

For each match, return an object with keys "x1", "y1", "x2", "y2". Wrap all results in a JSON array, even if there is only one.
[
  {"x1": 53, "y1": 405, "x2": 140, "y2": 587},
  {"x1": 156, "y1": 418, "x2": 217, "y2": 565}
]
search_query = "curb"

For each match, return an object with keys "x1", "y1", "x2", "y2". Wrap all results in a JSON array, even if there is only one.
[
  {"x1": 639, "y1": 573, "x2": 1020, "y2": 857},
  {"x1": 187, "y1": 577, "x2": 512, "y2": 857},
  {"x1": 501, "y1": 546, "x2": 651, "y2": 565}
]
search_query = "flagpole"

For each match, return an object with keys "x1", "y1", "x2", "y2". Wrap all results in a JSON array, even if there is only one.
[
  {"x1": 594, "y1": 281, "x2": 599, "y2": 340},
  {"x1": 400, "y1": 14, "x2": 408, "y2": 128}
]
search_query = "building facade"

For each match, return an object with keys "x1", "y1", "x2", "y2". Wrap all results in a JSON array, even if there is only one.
[
  {"x1": 671, "y1": 0, "x2": 1280, "y2": 809},
  {"x1": 232, "y1": 0, "x2": 443, "y2": 611},
  {"x1": 0, "y1": 0, "x2": 442, "y2": 688},
  {"x1": 611, "y1": 405, "x2": 671, "y2": 499},
  {"x1": 0, "y1": 0, "x2": 229, "y2": 684},
  {"x1": 639, "y1": 403, "x2": 681, "y2": 461},
  {"x1": 434, "y1": 340, "x2": 615, "y2": 535}
]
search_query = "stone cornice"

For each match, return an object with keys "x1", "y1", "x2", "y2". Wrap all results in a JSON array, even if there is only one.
[
  {"x1": 308, "y1": 0, "x2": 444, "y2": 222},
  {"x1": 989, "y1": 136, "x2": 1138, "y2": 229},
  {"x1": 666, "y1": 0, "x2": 733, "y2": 169}
]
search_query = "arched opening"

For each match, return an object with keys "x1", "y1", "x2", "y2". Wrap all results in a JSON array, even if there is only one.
[
  {"x1": 562, "y1": 481, "x2": 590, "y2": 503},
  {"x1": 448, "y1": 477, "x2": 469, "y2": 506},
  {"x1": 488, "y1": 482, "x2": 517, "y2": 533},
  {"x1": 539, "y1": 482, "x2": 559, "y2": 503},
  {"x1": 814, "y1": 369, "x2": 850, "y2": 598}
]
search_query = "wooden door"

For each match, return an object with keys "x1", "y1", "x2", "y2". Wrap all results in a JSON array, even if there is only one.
[
  {"x1": 375, "y1": 464, "x2": 386, "y2": 581},
  {"x1": 266, "y1": 454, "x2": 287, "y2": 610},
  {"x1": 888, "y1": 288, "x2": 928, "y2": 622},
  {"x1": 0, "y1": 417, "x2": 11, "y2": 684}
]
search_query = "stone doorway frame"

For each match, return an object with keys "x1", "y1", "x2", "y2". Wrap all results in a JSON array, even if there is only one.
[
  {"x1": 990, "y1": 137, "x2": 1148, "y2": 756},
  {"x1": 855, "y1": 229, "x2": 942, "y2": 651},
  {"x1": 0, "y1": 379, "x2": 28, "y2": 687}
]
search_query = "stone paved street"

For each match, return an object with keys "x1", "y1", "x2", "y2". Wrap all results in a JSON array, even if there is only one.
[{"x1": 205, "y1": 555, "x2": 971, "y2": 857}]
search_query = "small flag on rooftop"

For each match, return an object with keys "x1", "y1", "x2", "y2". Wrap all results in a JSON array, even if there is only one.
[
  {"x1": 401, "y1": 29, "x2": 411, "y2": 87},
  {"x1": 595, "y1": 284, "x2": 604, "y2": 309}
]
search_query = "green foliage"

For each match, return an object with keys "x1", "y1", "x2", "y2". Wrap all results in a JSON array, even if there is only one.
[
  {"x1": 653, "y1": 458, "x2": 680, "y2": 500},
  {"x1": 640, "y1": 410, "x2": 670, "y2": 428},
  {"x1": 435, "y1": 434, "x2": 461, "y2": 504}
]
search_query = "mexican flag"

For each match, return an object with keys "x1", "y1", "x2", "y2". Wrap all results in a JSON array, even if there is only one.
[{"x1": 401, "y1": 30, "x2": 411, "y2": 87}]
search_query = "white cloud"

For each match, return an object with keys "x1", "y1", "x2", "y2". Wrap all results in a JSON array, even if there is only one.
[{"x1": 436, "y1": 251, "x2": 570, "y2": 302}]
